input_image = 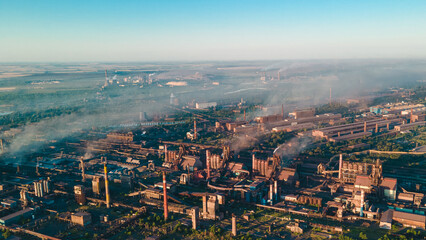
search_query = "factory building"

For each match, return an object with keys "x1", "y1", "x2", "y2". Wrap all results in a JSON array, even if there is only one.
[
  {"x1": 255, "y1": 114, "x2": 283, "y2": 124},
  {"x1": 195, "y1": 102, "x2": 217, "y2": 109},
  {"x1": 71, "y1": 212, "x2": 92, "y2": 226},
  {"x1": 338, "y1": 158, "x2": 382, "y2": 184},
  {"x1": 312, "y1": 119, "x2": 397, "y2": 142},
  {"x1": 106, "y1": 132, "x2": 134, "y2": 142},
  {"x1": 0, "y1": 208, "x2": 34, "y2": 226},
  {"x1": 380, "y1": 178, "x2": 397, "y2": 201},
  {"x1": 252, "y1": 154, "x2": 281, "y2": 178},
  {"x1": 394, "y1": 121, "x2": 425, "y2": 132},
  {"x1": 290, "y1": 108, "x2": 315, "y2": 119},
  {"x1": 33, "y1": 179, "x2": 50, "y2": 197},
  {"x1": 74, "y1": 185, "x2": 86, "y2": 205},
  {"x1": 266, "y1": 113, "x2": 342, "y2": 131},
  {"x1": 92, "y1": 176, "x2": 104, "y2": 195},
  {"x1": 180, "y1": 155, "x2": 202, "y2": 172},
  {"x1": 380, "y1": 210, "x2": 426, "y2": 230}
]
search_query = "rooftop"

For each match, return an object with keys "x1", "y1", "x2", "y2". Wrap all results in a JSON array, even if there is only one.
[
  {"x1": 0, "y1": 208, "x2": 34, "y2": 221},
  {"x1": 393, "y1": 210, "x2": 426, "y2": 223},
  {"x1": 380, "y1": 178, "x2": 397, "y2": 190}
]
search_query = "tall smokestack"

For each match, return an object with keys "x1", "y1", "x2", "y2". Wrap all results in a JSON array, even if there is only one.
[
  {"x1": 364, "y1": 121, "x2": 367, "y2": 132},
  {"x1": 232, "y1": 214, "x2": 237, "y2": 236},
  {"x1": 375, "y1": 123, "x2": 378, "y2": 133},
  {"x1": 104, "y1": 69, "x2": 108, "y2": 86},
  {"x1": 274, "y1": 180, "x2": 278, "y2": 201},
  {"x1": 269, "y1": 184, "x2": 273, "y2": 204},
  {"x1": 36, "y1": 159, "x2": 40, "y2": 176},
  {"x1": 281, "y1": 104, "x2": 284, "y2": 120},
  {"x1": 243, "y1": 109, "x2": 246, "y2": 121},
  {"x1": 277, "y1": 71, "x2": 280, "y2": 81},
  {"x1": 252, "y1": 154, "x2": 256, "y2": 173},
  {"x1": 338, "y1": 154, "x2": 343, "y2": 180},
  {"x1": 360, "y1": 190, "x2": 365, "y2": 217},
  {"x1": 80, "y1": 157, "x2": 85, "y2": 182},
  {"x1": 329, "y1": 88, "x2": 332, "y2": 105},
  {"x1": 202, "y1": 194, "x2": 207, "y2": 218},
  {"x1": 206, "y1": 150, "x2": 211, "y2": 179},
  {"x1": 164, "y1": 145, "x2": 168, "y2": 162},
  {"x1": 0, "y1": 139, "x2": 3, "y2": 153},
  {"x1": 194, "y1": 120, "x2": 197, "y2": 140},
  {"x1": 411, "y1": 108, "x2": 414, "y2": 123},
  {"x1": 163, "y1": 171, "x2": 169, "y2": 221},
  {"x1": 191, "y1": 207, "x2": 199, "y2": 230},
  {"x1": 103, "y1": 157, "x2": 110, "y2": 208}
]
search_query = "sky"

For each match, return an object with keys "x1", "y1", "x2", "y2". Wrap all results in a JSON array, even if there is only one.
[{"x1": 1, "y1": 0, "x2": 426, "y2": 62}]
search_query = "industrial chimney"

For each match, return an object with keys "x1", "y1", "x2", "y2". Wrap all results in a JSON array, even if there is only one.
[
  {"x1": 103, "y1": 157, "x2": 111, "y2": 208},
  {"x1": 360, "y1": 190, "x2": 365, "y2": 217},
  {"x1": 104, "y1": 69, "x2": 108, "y2": 87},
  {"x1": 231, "y1": 214, "x2": 237, "y2": 236},
  {"x1": 163, "y1": 171, "x2": 169, "y2": 221},
  {"x1": 164, "y1": 145, "x2": 168, "y2": 162},
  {"x1": 338, "y1": 154, "x2": 343, "y2": 180},
  {"x1": 274, "y1": 180, "x2": 278, "y2": 201}
]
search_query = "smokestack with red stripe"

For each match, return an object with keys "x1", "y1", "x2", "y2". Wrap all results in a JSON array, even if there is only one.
[
  {"x1": 338, "y1": 154, "x2": 343, "y2": 180},
  {"x1": 163, "y1": 171, "x2": 169, "y2": 221}
]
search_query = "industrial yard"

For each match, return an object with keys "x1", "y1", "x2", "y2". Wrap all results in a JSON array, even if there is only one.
[{"x1": 0, "y1": 62, "x2": 426, "y2": 240}]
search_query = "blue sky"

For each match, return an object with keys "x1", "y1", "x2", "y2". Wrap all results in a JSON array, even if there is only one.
[{"x1": 1, "y1": 0, "x2": 426, "y2": 62}]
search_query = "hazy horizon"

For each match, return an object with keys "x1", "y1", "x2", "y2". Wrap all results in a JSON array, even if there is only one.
[{"x1": 1, "y1": 0, "x2": 426, "y2": 62}]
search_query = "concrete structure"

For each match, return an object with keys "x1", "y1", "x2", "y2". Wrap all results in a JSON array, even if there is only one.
[
  {"x1": 74, "y1": 185, "x2": 86, "y2": 205},
  {"x1": 202, "y1": 194, "x2": 218, "y2": 220},
  {"x1": 92, "y1": 176, "x2": 104, "y2": 195},
  {"x1": 34, "y1": 180, "x2": 44, "y2": 197},
  {"x1": 71, "y1": 212, "x2": 92, "y2": 226},
  {"x1": 191, "y1": 207, "x2": 199, "y2": 230}
]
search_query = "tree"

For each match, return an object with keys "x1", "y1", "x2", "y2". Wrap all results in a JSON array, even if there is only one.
[
  {"x1": 359, "y1": 232, "x2": 368, "y2": 240},
  {"x1": 2, "y1": 230, "x2": 11, "y2": 239}
]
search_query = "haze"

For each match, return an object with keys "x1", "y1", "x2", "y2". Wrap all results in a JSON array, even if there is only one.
[{"x1": 1, "y1": 0, "x2": 426, "y2": 62}]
